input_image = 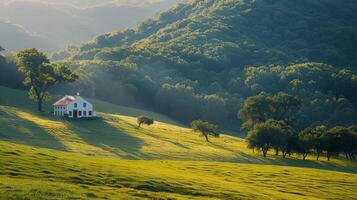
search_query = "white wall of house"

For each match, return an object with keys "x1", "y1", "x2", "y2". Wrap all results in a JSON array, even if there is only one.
[
  {"x1": 53, "y1": 96, "x2": 96, "y2": 118},
  {"x1": 67, "y1": 97, "x2": 95, "y2": 118},
  {"x1": 53, "y1": 105, "x2": 67, "y2": 116}
]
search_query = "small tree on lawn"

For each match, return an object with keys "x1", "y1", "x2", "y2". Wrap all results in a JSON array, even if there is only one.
[
  {"x1": 137, "y1": 115, "x2": 154, "y2": 128},
  {"x1": 191, "y1": 120, "x2": 219, "y2": 142},
  {"x1": 17, "y1": 48, "x2": 78, "y2": 112}
]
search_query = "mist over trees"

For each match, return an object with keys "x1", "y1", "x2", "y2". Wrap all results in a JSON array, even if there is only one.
[{"x1": 0, "y1": 0, "x2": 184, "y2": 51}]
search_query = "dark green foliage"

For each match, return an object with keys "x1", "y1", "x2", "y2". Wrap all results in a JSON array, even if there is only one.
[
  {"x1": 48, "y1": 0, "x2": 357, "y2": 129},
  {"x1": 297, "y1": 129, "x2": 315, "y2": 160},
  {"x1": 0, "y1": 53, "x2": 25, "y2": 89},
  {"x1": 238, "y1": 92, "x2": 301, "y2": 130},
  {"x1": 303, "y1": 126, "x2": 328, "y2": 161},
  {"x1": 246, "y1": 119, "x2": 295, "y2": 157},
  {"x1": 242, "y1": 63, "x2": 357, "y2": 129},
  {"x1": 297, "y1": 125, "x2": 357, "y2": 161},
  {"x1": 326, "y1": 126, "x2": 357, "y2": 160},
  {"x1": 59, "y1": 0, "x2": 357, "y2": 68},
  {"x1": 17, "y1": 48, "x2": 78, "y2": 112},
  {"x1": 191, "y1": 120, "x2": 219, "y2": 142},
  {"x1": 137, "y1": 115, "x2": 154, "y2": 128},
  {"x1": 248, "y1": 122, "x2": 357, "y2": 160}
]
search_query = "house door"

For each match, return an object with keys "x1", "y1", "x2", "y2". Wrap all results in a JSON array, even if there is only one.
[{"x1": 73, "y1": 110, "x2": 78, "y2": 118}]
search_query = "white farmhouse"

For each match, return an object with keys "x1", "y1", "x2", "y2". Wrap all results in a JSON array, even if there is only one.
[{"x1": 53, "y1": 93, "x2": 96, "y2": 118}]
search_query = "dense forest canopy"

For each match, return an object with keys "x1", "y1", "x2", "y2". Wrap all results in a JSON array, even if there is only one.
[
  {"x1": 2, "y1": 0, "x2": 357, "y2": 130},
  {"x1": 56, "y1": 0, "x2": 357, "y2": 68}
]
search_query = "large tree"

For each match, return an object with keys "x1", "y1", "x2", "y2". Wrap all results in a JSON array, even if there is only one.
[
  {"x1": 238, "y1": 92, "x2": 301, "y2": 129},
  {"x1": 298, "y1": 128, "x2": 315, "y2": 160},
  {"x1": 327, "y1": 126, "x2": 357, "y2": 160},
  {"x1": 246, "y1": 120, "x2": 275, "y2": 157},
  {"x1": 191, "y1": 120, "x2": 219, "y2": 142},
  {"x1": 238, "y1": 92, "x2": 273, "y2": 130},
  {"x1": 246, "y1": 119, "x2": 295, "y2": 158},
  {"x1": 271, "y1": 92, "x2": 302, "y2": 123},
  {"x1": 305, "y1": 125, "x2": 328, "y2": 160},
  {"x1": 17, "y1": 48, "x2": 78, "y2": 112}
]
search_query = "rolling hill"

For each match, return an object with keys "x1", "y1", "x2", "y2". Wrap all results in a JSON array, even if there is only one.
[
  {"x1": 58, "y1": 0, "x2": 357, "y2": 68},
  {"x1": 0, "y1": 86, "x2": 356, "y2": 199},
  {"x1": 0, "y1": 0, "x2": 185, "y2": 51},
  {"x1": 50, "y1": 0, "x2": 357, "y2": 129},
  {"x1": 0, "y1": 19, "x2": 56, "y2": 52}
]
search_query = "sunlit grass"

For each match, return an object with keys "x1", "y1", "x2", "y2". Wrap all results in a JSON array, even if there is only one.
[
  {"x1": 1, "y1": 86, "x2": 357, "y2": 199},
  {"x1": 0, "y1": 141, "x2": 356, "y2": 200}
]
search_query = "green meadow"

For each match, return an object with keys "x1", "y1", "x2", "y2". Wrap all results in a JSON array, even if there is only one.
[{"x1": 0, "y1": 86, "x2": 356, "y2": 199}]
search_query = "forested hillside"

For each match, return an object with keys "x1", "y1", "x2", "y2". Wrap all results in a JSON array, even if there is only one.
[
  {"x1": 8, "y1": 0, "x2": 357, "y2": 129},
  {"x1": 0, "y1": 47, "x2": 25, "y2": 89},
  {"x1": 57, "y1": 0, "x2": 357, "y2": 67}
]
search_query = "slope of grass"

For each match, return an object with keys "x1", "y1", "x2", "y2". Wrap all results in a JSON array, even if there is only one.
[
  {"x1": 1, "y1": 104, "x2": 356, "y2": 173},
  {"x1": 1, "y1": 86, "x2": 357, "y2": 199},
  {"x1": 1, "y1": 86, "x2": 356, "y2": 170},
  {"x1": 1, "y1": 141, "x2": 357, "y2": 200}
]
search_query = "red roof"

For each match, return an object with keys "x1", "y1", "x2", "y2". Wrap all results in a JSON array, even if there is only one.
[{"x1": 53, "y1": 96, "x2": 77, "y2": 106}]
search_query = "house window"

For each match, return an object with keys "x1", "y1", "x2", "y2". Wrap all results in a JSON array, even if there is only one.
[
  {"x1": 83, "y1": 103, "x2": 87, "y2": 108},
  {"x1": 74, "y1": 103, "x2": 77, "y2": 108},
  {"x1": 89, "y1": 111, "x2": 92, "y2": 116},
  {"x1": 83, "y1": 111, "x2": 87, "y2": 116},
  {"x1": 69, "y1": 111, "x2": 72, "y2": 116},
  {"x1": 79, "y1": 111, "x2": 82, "y2": 116}
]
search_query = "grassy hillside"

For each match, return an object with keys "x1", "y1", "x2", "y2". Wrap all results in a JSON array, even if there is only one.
[
  {"x1": 1, "y1": 142, "x2": 357, "y2": 200},
  {"x1": 0, "y1": 86, "x2": 357, "y2": 199}
]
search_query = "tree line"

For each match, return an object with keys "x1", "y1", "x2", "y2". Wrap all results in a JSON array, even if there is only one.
[{"x1": 240, "y1": 92, "x2": 357, "y2": 160}]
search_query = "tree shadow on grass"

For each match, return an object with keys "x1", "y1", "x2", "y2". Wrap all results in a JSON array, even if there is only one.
[
  {"x1": 241, "y1": 152, "x2": 357, "y2": 174},
  {"x1": 0, "y1": 106, "x2": 66, "y2": 151},
  {"x1": 65, "y1": 116, "x2": 147, "y2": 159},
  {"x1": 262, "y1": 156, "x2": 357, "y2": 174}
]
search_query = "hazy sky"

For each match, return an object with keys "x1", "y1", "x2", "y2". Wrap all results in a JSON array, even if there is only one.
[{"x1": 0, "y1": 0, "x2": 186, "y2": 51}]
